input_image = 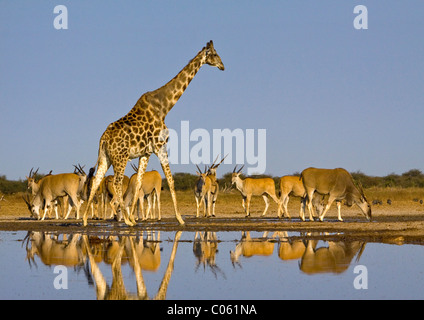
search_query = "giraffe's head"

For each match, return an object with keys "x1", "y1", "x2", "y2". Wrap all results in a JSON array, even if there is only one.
[{"x1": 204, "y1": 40, "x2": 225, "y2": 71}]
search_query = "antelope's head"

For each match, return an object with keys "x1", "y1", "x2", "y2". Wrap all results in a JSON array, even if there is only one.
[
  {"x1": 231, "y1": 165, "x2": 244, "y2": 185},
  {"x1": 207, "y1": 154, "x2": 227, "y2": 177},
  {"x1": 26, "y1": 167, "x2": 39, "y2": 190},
  {"x1": 357, "y1": 183, "x2": 372, "y2": 220},
  {"x1": 196, "y1": 165, "x2": 209, "y2": 183}
]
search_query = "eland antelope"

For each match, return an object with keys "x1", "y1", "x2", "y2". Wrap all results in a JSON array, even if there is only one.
[
  {"x1": 194, "y1": 165, "x2": 214, "y2": 218},
  {"x1": 231, "y1": 165, "x2": 280, "y2": 217},
  {"x1": 278, "y1": 175, "x2": 327, "y2": 221},
  {"x1": 30, "y1": 165, "x2": 87, "y2": 220},
  {"x1": 300, "y1": 167, "x2": 372, "y2": 222},
  {"x1": 102, "y1": 175, "x2": 130, "y2": 220},
  {"x1": 26, "y1": 168, "x2": 65, "y2": 219},
  {"x1": 193, "y1": 155, "x2": 226, "y2": 218},
  {"x1": 124, "y1": 166, "x2": 162, "y2": 221}
]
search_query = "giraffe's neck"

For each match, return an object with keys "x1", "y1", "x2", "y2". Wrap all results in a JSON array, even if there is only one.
[{"x1": 147, "y1": 47, "x2": 207, "y2": 119}]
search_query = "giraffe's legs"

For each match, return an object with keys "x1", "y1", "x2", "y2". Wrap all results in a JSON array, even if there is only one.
[
  {"x1": 157, "y1": 148, "x2": 185, "y2": 225},
  {"x1": 83, "y1": 156, "x2": 110, "y2": 226},
  {"x1": 129, "y1": 155, "x2": 149, "y2": 219},
  {"x1": 112, "y1": 164, "x2": 136, "y2": 227}
]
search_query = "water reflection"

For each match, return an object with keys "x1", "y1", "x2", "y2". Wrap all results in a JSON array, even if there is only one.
[
  {"x1": 25, "y1": 231, "x2": 180, "y2": 300},
  {"x1": 230, "y1": 232, "x2": 275, "y2": 267},
  {"x1": 299, "y1": 238, "x2": 365, "y2": 275},
  {"x1": 23, "y1": 230, "x2": 368, "y2": 299},
  {"x1": 230, "y1": 231, "x2": 366, "y2": 275},
  {"x1": 193, "y1": 232, "x2": 225, "y2": 278}
]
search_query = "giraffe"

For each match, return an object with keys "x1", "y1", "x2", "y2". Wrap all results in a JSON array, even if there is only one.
[{"x1": 83, "y1": 40, "x2": 225, "y2": 226}]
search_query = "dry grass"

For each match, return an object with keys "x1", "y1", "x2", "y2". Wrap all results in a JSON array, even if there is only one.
[
  {"x1": 366, "y1": 187, "x2": 424, "y2": 202},
  {"x1": 1, "y1": 187, "x2": 424, "y2": 220}
]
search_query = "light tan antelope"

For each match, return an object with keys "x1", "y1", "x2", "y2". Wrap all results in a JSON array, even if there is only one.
[
  {"x1": 30, "y1": 165, "x2": 87, "y2": 220},
  {"x1": 96, "y1": 175, "x2": 130, "y2": 220},
  {"x1": 202, "y1": 155, "x2": 226, "y2": 216},
  {"x1": 301, "y1": 167, "x2": 372, "y2": 222},
  {"x1": 231, "y1": 165, "x2": 280, "y2": 217},
  {"x1": 194, "y1": 165, "x2": 216, "y2": 218},
  {"x1": 278, "y1": 175, "x2": 327, "y2": 221},
  {"x1": 124, "y1": 165, "x2": 162, "y2": 221},
  {"x1": 230, "y1": 232, "x2": 275, "y2": 267},
  {"x1": 26, "y1": 168, "x2": 65, "y2": 219}
]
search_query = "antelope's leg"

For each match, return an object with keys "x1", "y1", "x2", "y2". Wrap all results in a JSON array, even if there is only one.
[
  {"x1": 262, "y1": 194, "x2": 270, "y2": 216},
  {"x1": 319, "y1": 197, "x2": 335, "y2": 222},
  {"x1": 336, "y1": 201, "x2": 343, "y2": 222}
]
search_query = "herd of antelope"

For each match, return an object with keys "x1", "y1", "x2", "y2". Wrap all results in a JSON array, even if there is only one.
[
  {"x1": 22, "y1": 155, "x2": 372, "y2": 223},
  {"x1": 23, "y1": 164, "x2": 163, "y2": 223}
]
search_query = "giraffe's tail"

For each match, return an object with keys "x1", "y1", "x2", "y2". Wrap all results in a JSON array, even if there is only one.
[
  {"x1": 91, "y1": 139, "x2": 107, "y2": 173},
  {"x1": 85, "y1": 139, "x2": 106, "y2": 198}
]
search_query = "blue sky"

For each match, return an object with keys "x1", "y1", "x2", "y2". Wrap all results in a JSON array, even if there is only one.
[{"x1": 1, "y1": 1, "x2": 423, "y2": 180}]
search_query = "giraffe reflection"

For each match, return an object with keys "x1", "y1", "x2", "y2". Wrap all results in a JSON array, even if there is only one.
[
  {"x1": 83, "y1": 231, "x2": 181, "y2": 300},
  {"x1": 25, "y1": 231, "x2": 181, "y2": 300}
]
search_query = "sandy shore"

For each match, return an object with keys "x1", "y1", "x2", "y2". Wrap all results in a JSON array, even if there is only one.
[{"x1": 1, "y1": 190, "x2": 424, "y2": 244}]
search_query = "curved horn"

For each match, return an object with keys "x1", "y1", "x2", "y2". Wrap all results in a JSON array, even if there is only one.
[
  {"x1": 211, "y1": 155, "x2": 219, "y2": 168},
  {"x1": 196, "y1": 164, "x2": 203, "y2": 174},
  {"x1": 73, "y1": 164, "x2": 86, "y2": 175},
  {"x1": 211, "y1": 154, "x2": 228, "y2": 169},
  {"x1": 237, "y1": 165, "x2": 245, "y2": 174},
  {"x1": 29, "y1": 167, "x2": 39, "y2": 179},
  {"x1": 131, "y1": 163, "x2": 138, "y2": 172}
]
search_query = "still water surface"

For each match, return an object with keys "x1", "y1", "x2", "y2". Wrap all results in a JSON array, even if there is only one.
[{"x1": 0, "y1": 230, "x2": 423, "y2": 299}]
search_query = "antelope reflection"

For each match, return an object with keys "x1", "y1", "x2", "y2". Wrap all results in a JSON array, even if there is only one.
[
  {"x1": 193, "y1": 232, "x2": 225, "y2": 278},
  {"x1": 25, "y1": 232, "x2": 84, "y2": 267},
  {"x1": 230, "y1": 231, "x2": 366, "y2": 275},
  {"x1": 299, "y1": 238, "x2": 365, "y2": 274},
  {"x1": 230, "y1": 232, "x2": 275, "y2": 267},
  {"x1": 25, "y1": 231, "x2": 181, "y2": 300},
  {"x1": 276, "y1": 231, "x2": 307, "y2": 261}
]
